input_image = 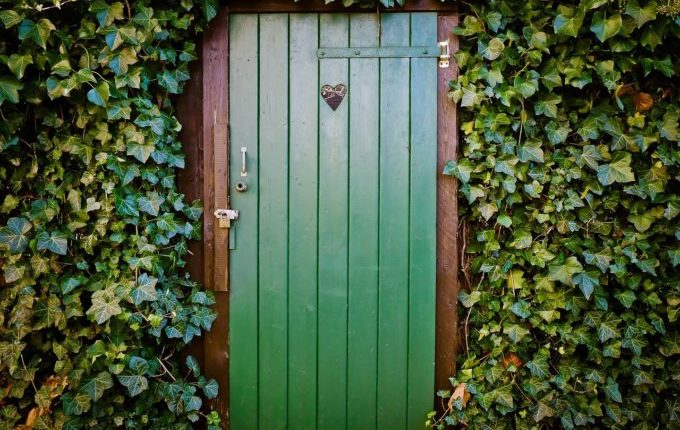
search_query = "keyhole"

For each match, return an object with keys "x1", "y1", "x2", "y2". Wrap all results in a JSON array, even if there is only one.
[{"x1": 235, "y1": 181, "x2": 248, "y2": 192}]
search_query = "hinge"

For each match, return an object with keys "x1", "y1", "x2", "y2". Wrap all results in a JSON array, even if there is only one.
[
  {"x1": 214, "y1": 208, "x2": 239, "y2": 229},
  {"x1": 438, "y1": 40, "x2": 450, "y2": 68}
]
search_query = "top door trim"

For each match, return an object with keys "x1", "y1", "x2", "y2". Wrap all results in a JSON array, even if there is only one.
[{"x1": 226, "y1": 0, "x2": 457, "y2": 13}]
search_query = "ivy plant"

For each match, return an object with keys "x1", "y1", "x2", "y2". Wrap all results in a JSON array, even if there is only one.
[
  {"x1": 0, "y1": 0, "x2": 220, "y2": 428},
  {"x1": 431, "y1": 0, "x2": 680, "y2": 429}
]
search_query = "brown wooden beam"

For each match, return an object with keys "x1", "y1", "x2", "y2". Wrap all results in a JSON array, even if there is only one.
[
  {"x1": 201, "y1": 6, "x2": 230, "y2": 428},
  {"x1": 435, "y1": 11, "x2": 459, "y2": 407},
  {"x1": 226, "y1": 0, "x2": 457, "y2": 13}
]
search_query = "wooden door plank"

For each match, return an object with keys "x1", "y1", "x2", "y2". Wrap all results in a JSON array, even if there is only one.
[
  {"x1": 347, "y1": 13, "x2": 380, "y2": 430},
  {"x1": 228, "y1": 13, "x2": 259, "y2": 430},
  {"x1": 407, "y1": 12, "x2": 438, "y2": 429},
  {"x1": 288, "y1": 13, "x2": 320, "y2": 430},
  {"x1": 317, "y1": 13, "x2": 349, "y2": 430},
  {"x1": 435, "y1": 13, "x2": 460, "y2": 401},
  {"x1": 377, "y1": 12, "x2": 411, "y2": 430},
  {"x1": 257, "y1": 13, "x2": 290, "y2": 430}
]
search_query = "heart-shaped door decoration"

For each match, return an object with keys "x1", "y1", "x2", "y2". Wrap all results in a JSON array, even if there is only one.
[{"x1": 321, "y1": 84, "x2": 347, "y2": 111}]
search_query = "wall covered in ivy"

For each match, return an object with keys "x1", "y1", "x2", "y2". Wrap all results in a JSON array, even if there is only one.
[
  {"x1": 435, "y1": 0, "x2": 680, "y2": 429},
  {"x1": 0, "y1": 0, "x2": 221, "y2": 428}
]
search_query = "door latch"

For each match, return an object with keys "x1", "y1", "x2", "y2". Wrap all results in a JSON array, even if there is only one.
[
  {"x1": 438, "y1": 40, "x2": 450, "y2": 68},
  {"x1": 214, "y1": 208, "x2": 239, "y2": 228}
]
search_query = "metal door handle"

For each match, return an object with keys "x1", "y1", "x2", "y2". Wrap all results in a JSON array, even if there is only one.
[{"x1": 240, "y1": 147, "x2": 248, "y2": 177}]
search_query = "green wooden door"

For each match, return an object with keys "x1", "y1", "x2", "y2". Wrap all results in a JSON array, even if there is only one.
[{"x1": 229, "y1": 12, "x2": 438, "y2": 430}]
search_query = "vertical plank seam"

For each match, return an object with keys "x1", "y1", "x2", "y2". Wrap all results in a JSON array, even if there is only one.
[
  {"x1": 255, "y1": 13, "x2": 261, "y2": 430},
  {"x1": 375, "y1": 22, "x2": 383, "y2": 429},
  {"x1": 344, "y1": 13, "x2": 351, "y2": 430},
  {"x1": 315, "y1": 13, "x2": 321, "y2": 430},
  {"x1": 285, "y1": 12, "x2": 291, "y2": 430},
  {"x1": 405, "y1": 13, "x2": 413, "y2": 430}
]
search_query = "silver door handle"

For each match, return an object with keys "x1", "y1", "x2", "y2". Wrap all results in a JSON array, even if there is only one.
[{"x1": 240, "y1": 146, "x2": 248, "y2": 177}]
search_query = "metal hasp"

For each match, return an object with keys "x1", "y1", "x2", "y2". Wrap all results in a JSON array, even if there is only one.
[
  {"x1": 438, "y1": 40, "x2": 450, "y2": 68},
  {"x1": 214, "y1": 208, "x2": 239, "y2": 228}
]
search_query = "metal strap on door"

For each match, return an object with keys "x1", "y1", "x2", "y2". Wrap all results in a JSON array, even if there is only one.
[{"x1": 317, "y1": 40, "x2": 450, "y2": 67}]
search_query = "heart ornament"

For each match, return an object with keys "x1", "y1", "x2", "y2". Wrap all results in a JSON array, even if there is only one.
[{"x1": 321, "y1": 84, "x2": 347, "y2": 111}]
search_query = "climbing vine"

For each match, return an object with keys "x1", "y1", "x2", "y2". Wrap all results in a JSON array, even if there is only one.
[
  {"x1": 0, "y1": 0, "x2": 221, "y2": 428},
  {"x1": 431, "y1": 0, "x2": 680, "y2": 428}
]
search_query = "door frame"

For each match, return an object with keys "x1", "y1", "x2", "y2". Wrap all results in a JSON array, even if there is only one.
[{"x1": 176, "y1": 1, "x2": 460, "y2": 426}]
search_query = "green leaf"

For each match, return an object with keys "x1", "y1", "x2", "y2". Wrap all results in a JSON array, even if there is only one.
[
  {"x1": 86, "y1": 289, "x2": 122, "y2": 324},
  {"x1": 478, "y1": 37, "x2": 504, "y2": 61},
  {"x1": 81, "y1": 372, "x2": 114, "y2": 401},
  {"x1": 62, "y1": 392, "x2": 91, "y2": 415},
  {"x1": 36, "y1": 230, "x2": 68, "y2": 255},
  {"x1": 553, "y1": 8, "x2": 584, "y2": 37},
  {"x1": 597, "y1": 152, "x2": 635, "y2": 185},
  {"x1": 573, "y1": 271, "x2": 599, "y2": 299},
  {"x1": 504, "y1": 324, "x2": 530, "y2": 343},
  {"x1": 624, "y1": 0, "x2": 657, "y2": 28},
  {"x1": 668, "y1": 250, "x2": 680, "y2": 267},
  {"x1": 7, "y1": 54, "x2": 33, "y2": 79},
  {"x1": 0, "y1": 217, "x2": 32, "y2": 254},
  {"x1": 186, "y1": 355, "x2": 200, "y2": 377},
  {"x1": 117, "y1": 374, "x2": 148, "y2": 397},
  {"x1": 204, "y1": 379, "x2": 219, "y2": 399},
  {"x1": 138, "y1": 192, "x2": 165, "y2": 216},
  {"x1": 598, "y1": 314, "x2": 621, "y2": 343},
  {"x1": 0, "y1": 10, "x2": 23, "y2": 28},
  {"x1": 459, "y1": 291, "x2": 481, "y2": 308},
  {"x1": 517, "y1": 139, "x2": 544, "y2": 163},
  {"x1": 131, "y1": 273, "x2": 158, "y2": 305},
  {"x1": 443, "y1": 159, "x2": 474, "y2": 183},
  {"x1": 604, "y1": 377, "x2": 623, "y2": 403},
  {"x1": 89, "y1": 0, "x2": 125, "y2": 27},
  {"x1": 87, "y1": 82, "x2": 110, "y2": 107},
  {"x1": 126, "y1": 142, "x2": 155, "y2": 163},
  {"x1": 0, "y1": 76, "x2": 23, "y2": 104},
  {"x1": 548, "y1": 256, "x2": 583, "y2": 285},
  {"x1": 534, "y1": 94, "x2": 561, "y2": 118},
  {"x1": 202, "y1": 0, "x2": 219, "y2": 21},
  {"x1": 17, "y1": 19, "x2": 55, "y2": 49},
  {"x1": 589, "y1": 12, "x2": 622, "y2": 42}
]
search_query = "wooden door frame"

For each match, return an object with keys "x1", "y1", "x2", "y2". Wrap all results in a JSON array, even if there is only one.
[{"x1": 176, "y1": 1, "x2": 459, "y2": 426}]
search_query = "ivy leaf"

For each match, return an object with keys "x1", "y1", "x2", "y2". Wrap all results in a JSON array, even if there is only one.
[
  {"x1": 203, "y1": 379, "x2": 219, "y2": 399},
  {"x1": 138, "y1": 192, "x2": 165, "y2": 216},
  {"x1": 62, "y1": 392, "x2": 91, "y2": 416},
  {"x1": 86, "y1": 289, "x2": 122, "y2": 324},
  {"x1": 459, "y1": 291, "x2": 481, "y2": 308},
  {"x1": 598, "y1": 315, "x2": 621, "y2": 343},
  {"x1": 87, "y1": 82, "x2": 110, "y2": 107},
  {"x1": 597, "y1": 152, "x2": 635, "y2": 185},
  {"x1": 624, "y1": 0, "x2": 657, "y2": 28},
  {"x1": 553, "y1": 8, "x2": 584, "y2": 37},
  {"x1": 36, "y1": 230, "x2": 68, "y2": 255},
  {"x1": 517, "y1": 139, "x2": 544, "y2": 163},
  {"x1": 548, "y1": 256, "x2": 583, "y2": 285},
  {"x1": 0, "y1": 217, "x2": 32, "y2": 254},
  {"x1": 89, "y1": 0, "x2": 125, "y2": 27},
  {"x1": 0, "y1": 10, "x2": 23, "y2": 28},
  {"x1": 504, "y1": 324, "x2": 530, "y2": 343},
  {"x1": 81, "y1": 372, "x2": 114, "y2": 401},
  {"x1": 117, "y1": 374, "x2": 148, "y2": 397},
  {"x1": 186, "y1": 355, "x2": 201, "y2": 377},
  {"x1": 17, "y1": 19, "x2": 55, "y2": 49},
  {"x1": 604, "y1": 377, "x2": 623, "y2": 403},
  {"x1": 668, "y1": 250, "x2": 680, "y2": 267},
  {"x1": 534, "y1": 94, "x2": 561, "y2": 118},
  {"x1": 7, "y1": 54, "x2": 33, "y2": 79},
  {"x1": 589, "y1": 12, "x2": 622, "y2": 42},
  {"x1": 0, "y1": 76, "x2": 23, "y2": 104},
  {"x1": 202, "y1": 0, "x2": 219, "y2": 21},
  {"x1": 573, "y1": 271, "x2": 599, "y2": 299},
  {"x1": 126, "y1": 142, "x2": 155, "y2": 163},
  {"x1": 443, "y1": 159, "x2": 474, "y2": 183},
  {"x1": 478, "y1": 37, "x2": 504, "y2": 61},
  {"x1": 131, "y1": 273, "x2": 159, "y2": 305}
]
